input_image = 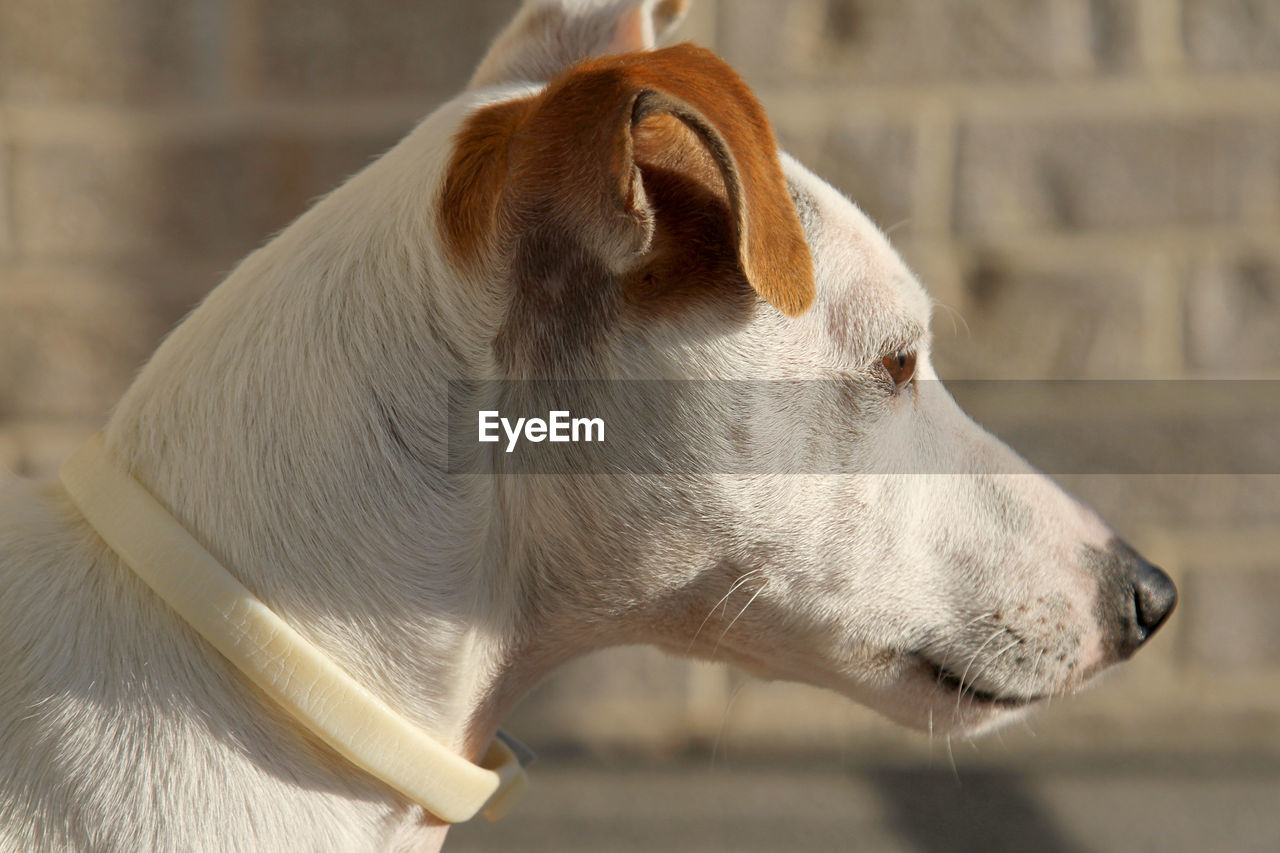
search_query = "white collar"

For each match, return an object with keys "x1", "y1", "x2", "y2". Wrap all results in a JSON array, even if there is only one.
[{"x1": 59, "y1": 434, "x2": 530, "y2": 824}]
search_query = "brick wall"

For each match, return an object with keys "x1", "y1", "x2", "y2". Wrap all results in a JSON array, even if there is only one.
[{"x1": 2, "y1": 0, "x2": 1278, "y2": 760}]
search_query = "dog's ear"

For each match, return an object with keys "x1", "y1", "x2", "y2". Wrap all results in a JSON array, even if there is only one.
[
  {"x1": 470, "y1": 0, "x2": 690, "y2": 90},
  {"x1": 441, "y1": 43, "x2": 815, "y2": 320}
]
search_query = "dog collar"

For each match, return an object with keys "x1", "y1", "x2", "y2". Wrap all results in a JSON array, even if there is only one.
[{"x1": 59, "y1": 434, "x2": 531, "y2": 824}]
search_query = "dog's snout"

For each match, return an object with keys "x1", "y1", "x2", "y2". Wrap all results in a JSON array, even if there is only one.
[{"x1": 1131, "y1": 556, "x2": 1177, "y2": 644}]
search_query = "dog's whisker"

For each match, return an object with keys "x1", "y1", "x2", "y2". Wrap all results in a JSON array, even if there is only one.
[
  {"x1": 711, "y1": 580, "x2": 769, "y2": 659},
  {"x1": 1031, "y1": 647, "x2": 1047, "y2": 682},
  {"x1": 957, "y1": 610, "x2": 998, "y2": 637},
  {"x1": 710, "y1": 676, "x2": 750, "y2": 774},
  {"x1": 686, "y1": 569, "x2": 764, "y2": 655},
  {"x1": 954, "y1": 627, "x2": 1008, "y2": 713},
  {"x1": 882, "y1": 217, "x2": 913, "y2": 237},
  {"x1": 970, "y1": 637, "x2": 1027, "y2": 699},
  {"x1": 927, "y1": 707, "x2": 934, "y2": 766},
  {"x1": 929, "y1": 298, "x2": 971, "y2": 341},
  {"x1": 968, "y1": 637, "x2": 1023, "y2": 696}
]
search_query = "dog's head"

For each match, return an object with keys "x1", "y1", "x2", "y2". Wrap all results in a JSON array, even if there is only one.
[{"x1": 312, "y1": 0, "x2": 1178, "y2": 737}]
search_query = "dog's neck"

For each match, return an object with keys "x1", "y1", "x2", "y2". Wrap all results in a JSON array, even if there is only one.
[
  {"x1": 99, "y1": 366, "x2": 529, "y2": 847},
  {"x1": 90, "y1": 159, "x2": 564, "y2": 850}
]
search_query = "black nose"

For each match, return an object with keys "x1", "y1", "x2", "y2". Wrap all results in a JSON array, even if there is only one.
[
  {"x1": 1131, "y1": 557, "x2": 1177, "y2": 643},
  {"x1": 1100, "y1": 540, "x2": 1178, "y2": 660}
]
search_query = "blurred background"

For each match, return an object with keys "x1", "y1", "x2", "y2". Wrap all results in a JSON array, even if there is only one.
[{"x1": 2, "y1": 1, "x2": 1279, "y2": 850}]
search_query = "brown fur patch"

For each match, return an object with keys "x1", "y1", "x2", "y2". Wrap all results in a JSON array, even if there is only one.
[
  {"x1": 439, "y1": 97, "x2": 532, "y2": 270},
  {"x1": 439, "y1": 43, "x2": 814, "y2": 340}
]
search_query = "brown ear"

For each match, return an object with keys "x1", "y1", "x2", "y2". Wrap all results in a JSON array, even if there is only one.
[{"x1": 442, "y1": 43, "x2": 814, "y2": 318}]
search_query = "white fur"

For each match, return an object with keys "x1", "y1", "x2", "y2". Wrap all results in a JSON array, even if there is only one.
[{"x1": 0, "y1": 2, "x2": 1136, "y2": 850}]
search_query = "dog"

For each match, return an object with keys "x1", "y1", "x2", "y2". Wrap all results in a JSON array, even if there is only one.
[{"x1": 0, "y1": 0, "x2": 1177, "y2": 850}]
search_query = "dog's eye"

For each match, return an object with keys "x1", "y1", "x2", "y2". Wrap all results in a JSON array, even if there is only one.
[{"x1": 881, "y1": 349, "x2": 917, "y2": 389}]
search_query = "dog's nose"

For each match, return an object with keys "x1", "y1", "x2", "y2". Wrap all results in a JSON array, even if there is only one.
[
  {"x1": 1110, "y1": 544, "x2": 1177, "y2": 659},
  {"x1": 1131, "y1": 556, "x2": 1177, "y2": 642}
]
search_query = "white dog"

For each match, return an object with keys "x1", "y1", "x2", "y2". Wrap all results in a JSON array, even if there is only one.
[{"x1": 0, "y1": 1, "x2": 1176, "y2": 850}]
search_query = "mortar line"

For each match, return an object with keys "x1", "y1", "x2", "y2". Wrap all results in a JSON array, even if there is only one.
[{"x1": 756, "y1": 73, "x2": 1280, "y2": 123}]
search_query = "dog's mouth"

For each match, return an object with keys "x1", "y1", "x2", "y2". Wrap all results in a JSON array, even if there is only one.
[{"x1": 917, "y1": 656, "x2": 1045, "y2": 710}]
